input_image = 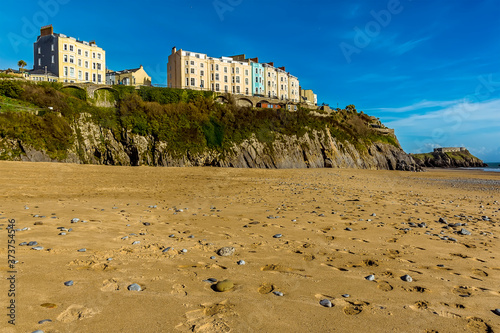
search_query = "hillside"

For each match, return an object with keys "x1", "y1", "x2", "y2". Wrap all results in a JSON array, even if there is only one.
[
  {"x1": 0, "y1": 79, "x2": 420, "y2": 171},
  {"x1": 411, "y1": 150, "x2": 487, "y2": 168}
]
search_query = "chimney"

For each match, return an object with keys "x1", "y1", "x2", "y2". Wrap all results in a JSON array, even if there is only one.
[
  {"x1": 250, "y1": 57, "x2": 259, "y2": 63},
  {"x1": 90, "y1": 40, "x2": 96, "y2": 46},
  {"x1": 268, "y1": 62, "x2": 274, "y2": 67},
  {"x1": 279, "y1": 66, "x2": 286, "y2": 71},
  {"x1": 40, "y1": 24, "x2": 53, "y2": 36},
  {"x1": 172, "y1": 46, "x2": 177, "y2": 54}
]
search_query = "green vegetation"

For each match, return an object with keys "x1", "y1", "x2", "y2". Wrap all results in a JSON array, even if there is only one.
[
  {"x1": 17, "y1": 60, "x2": 27, "y2": 72},
  {"x1": 0, "y1": 79, "x2": 399, "y2": 161}
]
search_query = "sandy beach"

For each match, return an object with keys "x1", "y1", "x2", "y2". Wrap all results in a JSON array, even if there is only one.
[{"x1": 0, "y1": 161, "x2": 499, "y2": 333}]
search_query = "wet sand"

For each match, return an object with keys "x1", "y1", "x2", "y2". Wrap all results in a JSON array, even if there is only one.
[{"x1": 0, "y1": 161, "x2": 499, "y2": 333}]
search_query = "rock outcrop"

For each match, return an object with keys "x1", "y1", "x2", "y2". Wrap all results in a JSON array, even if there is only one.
[
  {"x1": 411, "y1": 150, "x2": 487, "y2": 168},
  {"x1": 0, "y1": 113, "x2": 421, "y2": 171}
]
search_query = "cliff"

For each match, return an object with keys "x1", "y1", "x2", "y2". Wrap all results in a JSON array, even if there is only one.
[
  {"x1": 0, "y1": 81, "x2": 421, "y2": 171},
  {"x1": 0, "y1": 112, "x2": 419, "y2": 171},
  {"x1": 411, "y1": 150, "x2": 487, "y2": 168}
]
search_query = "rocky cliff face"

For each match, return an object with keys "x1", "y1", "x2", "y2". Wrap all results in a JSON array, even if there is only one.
[
  {"x1": 412, "y1": 151, "x2": 487, "y2": 168},
  {"x1": 0, "y1": 114, "x2": 421, "y2": 171}
]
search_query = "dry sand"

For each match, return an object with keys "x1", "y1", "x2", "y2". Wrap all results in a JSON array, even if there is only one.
[{"x1": 0, "y1": 161, "x2": 499, "y2": 333}]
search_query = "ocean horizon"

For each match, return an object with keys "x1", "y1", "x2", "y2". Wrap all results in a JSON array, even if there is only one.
[{"x1": 464, "y1": 162, "x2": 500, "y2": 173}]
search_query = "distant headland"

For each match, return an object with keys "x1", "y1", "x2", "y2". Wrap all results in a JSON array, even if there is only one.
[{"x1": 411, "y1": 147, "x2": 487, "y2": 168}]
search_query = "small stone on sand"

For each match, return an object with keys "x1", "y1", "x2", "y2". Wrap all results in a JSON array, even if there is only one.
[
  {"x1": 214, "y1": 280, "x2": 234, "y2": 292},
  {"x1": 320, "y1": 299, "x2": 332, "y2": 307},
  {"x1": 128, "y1": 283, "x2": 142, "y2": 291},
  {"x1": 64, "y1": 280, "x2": 74, "y2": 286}
]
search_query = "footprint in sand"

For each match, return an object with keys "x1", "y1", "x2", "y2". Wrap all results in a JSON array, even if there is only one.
[
  {"x1": 56, "y1": 304, "x2": 98, "y2": 323},
  {"x1": 452, "y1": 286, "x2": 474, "y2": 297},
  {"x1": 179, "y1": 301, "x2": 235, "y2": 333},
  {"x1": 101, "y1": 278, "x2": 120, "y2": 291},
  {"x1": 466, "y1": 317, "x2": 493, "y2": 333},
  {"x1": 377, "y1": 281, "x2": 394, "y2": 291},
  {"x1": 258, "y1": 283, "x2": 275, "y2": 294},
  {"x1": 343, "y1": 301, "x2": 369, "y2": 315},
  {"x1": 402, "y1": 286, "x2": 428, "y2": 293}
]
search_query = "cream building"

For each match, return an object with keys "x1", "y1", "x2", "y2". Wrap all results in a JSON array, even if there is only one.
[
  {"x1": 106, "y1": 65, "x2": 151, "y2": 86},
  {"x1": 263, "y1": 63, "x2": 278, "y2": 99},
  {"x1": 33, "y1": 25, "x2": 106, "y2": 84},
  {"x1": 288, "y1": 75, "x2": 299, "y2": 103},
  {"x1": 167, "y1": 47, "x2": 252, "y2": 96}
]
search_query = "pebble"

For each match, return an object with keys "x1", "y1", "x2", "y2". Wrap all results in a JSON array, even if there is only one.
[
  {"x1": 31, "y1": 330, "x2": 44, "y2": 333},
  {"x1": 77, "y1": 248, "x2": 86, "y2": 252},
  {"x1": 19, "y1": 242, "x2": 27, "y2": 246},
  {"x1": 28, "y1": 241, "x2": 38, "y2": 246},
  {"x1": 188, "y1": 235, "x2": 195, "y2": 239},
  {"x1": 217, "y1": 247, "x2": 235, "y2": 256},
  {"x1": 210, "y1": 256, "x2": 216, "y2": 260},
  {"x1": 107, "y1": 258, "x2": 113, "y2": 261},
  {"x1": 132, "y1": 241, "x2": 140, "y2": 245},
  {"x1": 438, "y1": 217, "x2": 447, "y2": 223},
  {"x1": 203, "y1": 278, "x2": 218, "y2": 283},
  {"x1": 64, "y1": 280, "x2": 74, "y2": 286},
  {"x1": 169, "y1": 234, "x2": 176, "y2": 238},
  {"x1": 214, "y1": 280, "x2": 234, "y2": 292},
  {"x1": 493, "y1": 309, "x2": 500, "y2": 316},
  {"x1": 71, "y1": 218, "x2": 80, "y2": 223},
  {"x1": 273, "y1": 234, "x2": 282, "y2": 238},
  {"x1": 32, "y1": 246, "x2": 44, "y2": 250},
  {"x1": 401, "y1": 274, "x2": 413, "y2": 282},
  {"x1": 121, "y1": 236, "x2": 129, "y2": 240},
  {"x1": 181, "y1": 249, "x2": 188, "y2": 253},
  {"x1": 365, "y1": 274, "x2": 375, "y2": 281},
  {"x1": 127, "y1": 283, "x2": 142, "y2": 291},
  {"x1": 162, "y1": 247, "x2": 172, "y2": 252},
  {"x1": 237, "y1": 260, "x2": 246, "y2": 265},
  {"x1": 460, "y1": 228, "x2": 471, "y2": 235},
  {"x1": 273, "y1": 291, "x2": 284, "y2": 296},
  {"x1": 59, "y1": 232, "x2": 66, "y2": 236},
  {"x1": 143, "y1": 222, "x2": 151, "y2": 226},
  {"x1": 319, "y1": 299, "x2": 332, "y2": 307},
  {"x1": 345, "y1": 227, "x2": 352, "y2": 231},
  {"x1": 342, "y1": 294, "x2": 350, "y2": 298},
  {"x1": 38, "y1": 319, "x2": 52, "y2": 324}
]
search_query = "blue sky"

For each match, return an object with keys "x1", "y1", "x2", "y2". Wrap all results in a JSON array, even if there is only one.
[{"x1": 1, "y1": 0, "x2": 499, "y2": 161}]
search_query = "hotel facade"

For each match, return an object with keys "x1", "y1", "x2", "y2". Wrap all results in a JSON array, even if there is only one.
[
  {"x1": 167, "y1": 47, "x2": 300, "y2": 103},
  {"x1": 32, "y1": 25, "x2": 106, "y2": 84}
]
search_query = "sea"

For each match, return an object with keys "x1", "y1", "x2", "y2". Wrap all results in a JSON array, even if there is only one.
[{"x1": 463, "y1": 162, "x2": 500, "y2": 173}]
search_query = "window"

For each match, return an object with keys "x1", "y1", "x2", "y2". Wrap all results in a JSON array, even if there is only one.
[
  {"x1": 78, "y1": 59, "x2": 82, "y2": 67},
  {"x1": 190, "y1": 68, "x2": 195, "y2": 74},
  {"x1": 225, "y1": 85, "x2": 228, "y2": 93},
  {"x1": 245, "y1": 78, "x2": 248, "y2": 85},
  {"x1": 268, "y1": 92, "x2": 271, "y2": 97},
  {"x1": 224, "y1": 75, "x2": 228, "y2": 83},
  {"x1": 85, "y1": 72, "x2": 89, "y2": 81},
  {"x1": 211, "y1": 64, "x2": 214, "y2": 70},
  {"x1": 191, "y1": 78, "x2": 195, "y2": 86},
  {"x1": 93, "y1": 73, "x2": 96, "y2": 82},
  {"x1": 255, "y1": 68, "x2": 258, "y2": 74},
  {"x1": 200, "y1": 70, "x2": 204, "y2": 76},
  {"x1": 69, "y1": 45, "x2": 74, "y2": 52},
  {"x1": 231, "y1": 68, "x2": 234, "y2": 74},
  {"x1": 69, "y1": 56, "x2": 74, "y2": 64},
  {"x1": 85, "y1": 51, "x2": 89, "y2": 57},
  {"x1": 255, "y1": 88, "x2": 258, "y2": 94},
  {"x1": 97, "y1": 53, "x2": 101, "y2": 60},
  {"x1": 98, "y1": 74, "x2": 102, "y2": 83},
  {"x1": 200, "y1": 63, "x2": 204, "y2": 68},
  {"x1": 232, "y1": 76, "x2": 235, "y2": 83},
  {"x1": 236, "y1": 76, "x2": 240, "y2": 83},
  {"x1": 186, "y1": 78, "x2": 189, "y2": 86},
  {"x1": 215, "y1": 73, "x2": 219, "y2": 81},
  {"x1": 93, "y1": 63, "x2": 96, "y2": 70},
  {"x1": 92, "y1": 52, "x2": 96, "y2": 58},
  {"x1": 255, "y1": 77, "x2": 258, "y2": 83},
  {"x1": 200, "y1": 79, "x2": 204, "y2": 88},
  {"x1": 236, "y1": 68, "x2": 239, "y2": 74},
  {"x1": 245, "y1": 88, "x2": 249, "y2": 95},
  {"x1": 78, "y1": 71, "x2": 82, "y2": 80},
  {"x1": 63, "y1": 55, "x2": 68, "y2": 62},
  {"x1": 268, "y1": 81, "x2": 270, "y2": 86},
  {"x1": 185, "y1": 61, "x2": 188, "y2": 66},
  {"x1": 63, "y1": 44, "x2": 68, "y2": 51},
  {"x1": 185, "y1": 68, "x2": 189, "y2": 74},
  {"x1": 51, "y1": 44, "x2": 54, "y2": 51},
  {"x1": 190, "y1": 61, "x2": 194, "y2": 65},
  {"x1": 38, "y1": 58, "x2": 41, "y2": 66},
  {"x1": 215, "y1": 64, "x2": 219, "y2": 71},
  {"x1": 85, "y1": 61, "x2": 89, "y2": 68},
  {"x1": 224, "y1": 67, "x2": 227, "y2": 73},
  {"x1": 97, "y1": 63, "x2": 102, "y2": 70},
  {"x1": 38, "y1": 47, "x2": 41, "y2": 54},
  {"x1": 51, "y1": 55, "x2": 54, "y2": 64},
  {"x1": 64, "y1": 66, "x2": 68, "y2": 76},
  {"x1": 232, "y1": 86, "x2": 235, "y2": 93},
  {"x1": 211, "y1": 73, "x2": 214, "y2": 80},
  {"x1": 70, "y1": 67, "x2": 75, "y2": 77},
  {"x1": 215, "y1": 83, "x2": 220, "y2": 91},
  {"x1": 236, "y1": 86, "x2": 240, "y2": 93},
  {"x1": 211, "y1": 83, "x2": 214, "y2": 91},
  {"x1": 78, "y1": 49, "x2": 81, "y2": 55}
]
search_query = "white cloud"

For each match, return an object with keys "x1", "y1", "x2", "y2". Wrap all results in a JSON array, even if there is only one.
[
  {"x1": 367, "y1": 99, "x2": 459, "y2": 113},
  {"x1": 391, "y1": 37, "x2": 431, "y2": 55}
]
